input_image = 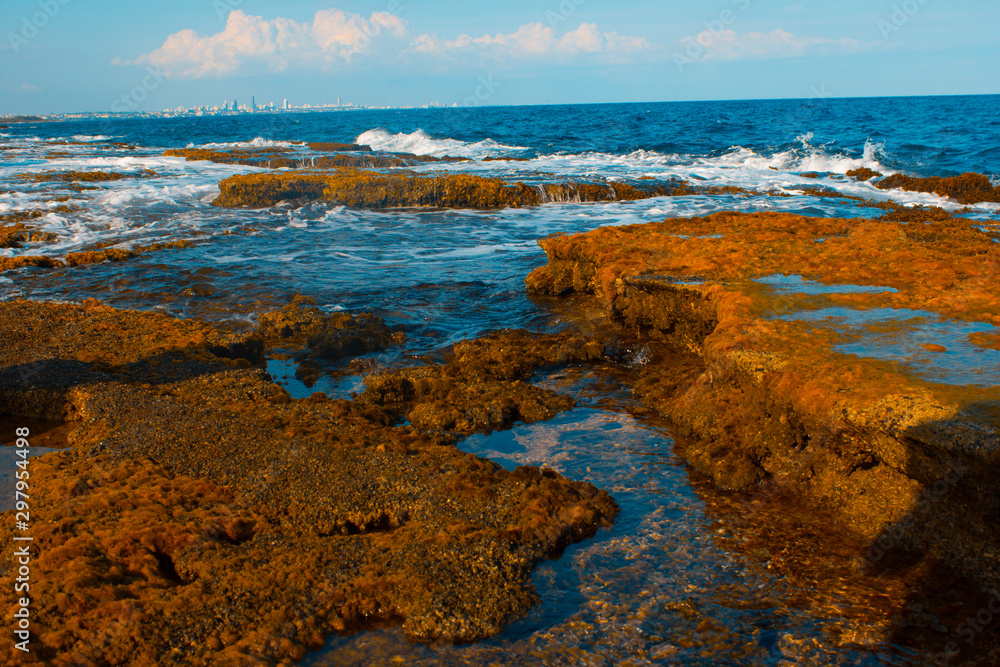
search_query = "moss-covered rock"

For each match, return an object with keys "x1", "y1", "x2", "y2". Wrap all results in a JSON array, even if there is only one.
[
  {"x1": 874, "y1": 171, "x2": 1000, "y2": 204},
  {"x1": 525, "y1": 210, "x2": 1000, "y2": 598},
  {"x1": 213, "y1": 169, "x2": 691, "y2": 210},
  {"x1": 0, "y1": 300, "x2": 618, "y2": 664}
]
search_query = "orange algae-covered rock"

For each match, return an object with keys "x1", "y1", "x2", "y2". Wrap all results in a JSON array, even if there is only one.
[
  {"x1": 164, "y1": 146, "x2": 459, "y2": 170},
  {"x1": 359, "y1": 330, "x2": 604, "y2": 433},
  {"x1": 0, "y1": 255, "x2": 63, "y2": 271},
  {"x1": 525, "y1": 210, "x2": 1000, "y2": 597},
  {"x1": 213, "y1": 170, "x2": 697, "y2": 210},
  {"x1": 969, "y1": 331, "x2": 1000, "y2": 350},
  {"x1": 874, "y1": 171, "x2": 1000, "y2": 204},
  {"x1": 19, "y1": 169, "x2": 156, "y2": 182},
  {"x1": 0, "y1": 300, "x2": 618, "y2": 664},
  {"x1": 1, "y1": 240, "x2": 193, "y2": 275},
  {"x1": 307, "y1": 142, "x2": 371, "y2": 152},
  {"x1": 846, "y1": 167, "x2": 883, "y2": 181},
  {"x1": 213, "y1": 170, "x2": 544, "y2": 209}
]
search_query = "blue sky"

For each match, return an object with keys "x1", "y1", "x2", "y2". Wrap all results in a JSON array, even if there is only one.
[{"x1": 2, "y1": 0, "x2": 998, "y2": 114}]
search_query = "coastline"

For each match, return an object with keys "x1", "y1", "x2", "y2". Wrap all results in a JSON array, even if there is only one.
[
  {"x1": 0, "y1": 299, "x2": 617, "y2": 663},
  {"x1": 2, "y1": 100, "x2": 1000, "y2": 663}
]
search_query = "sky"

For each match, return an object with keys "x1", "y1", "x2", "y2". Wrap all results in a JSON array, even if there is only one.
[{"x1": 1, "y1": 0, "x2": 999, "y2": 114}]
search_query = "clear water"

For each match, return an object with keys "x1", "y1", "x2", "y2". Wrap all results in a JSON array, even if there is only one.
[{"x1": 775, "y1": 307, "x2": 1000, "y2": 386}]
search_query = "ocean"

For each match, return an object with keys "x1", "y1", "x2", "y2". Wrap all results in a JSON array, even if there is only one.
[{"x1": 2, "y1": 95, "x2": 999, "y2": 664}]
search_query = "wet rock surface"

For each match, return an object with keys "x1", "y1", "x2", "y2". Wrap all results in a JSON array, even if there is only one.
[
  {"x1": 360, "y1": 330, "x2": 604, "y2": 434},
  {"x1": 526, "y1": 210, "x2": 1000, "y2": 599},
  {"x1": 0, "y1": 239, "x2": 195, "y2": 273},
  {"x1": 163, "y1": 147, "x2": 465, "y2": 170},
  {"x1": 0, "y1": 300, "x2": 617, "y2": 665},
  {"x1": 874, "y1": 171, "x2": 1000, "y2": 204},
  {"x1": 212, "y1": 169, "x2": 691, "y2": 210}
]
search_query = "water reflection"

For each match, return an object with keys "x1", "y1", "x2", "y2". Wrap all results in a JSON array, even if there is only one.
[{"x1": 304, "y1": 366, "x2": 992, "y2": 666}]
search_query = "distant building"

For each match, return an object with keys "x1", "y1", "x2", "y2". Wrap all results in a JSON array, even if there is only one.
[{"x1": 283, "y1": 99, "x2": 288, "y2": 110}]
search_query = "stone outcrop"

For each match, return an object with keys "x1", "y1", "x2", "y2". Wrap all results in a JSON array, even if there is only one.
[
  {"x1": 525, "y1": 210, "x2": 1000, "y2": 596},
  {"x1": 0, "y1": 299, "x2": 617, "y2": 665}
]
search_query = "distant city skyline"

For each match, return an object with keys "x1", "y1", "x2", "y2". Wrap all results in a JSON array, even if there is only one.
[{"x1": 2, "y1": 0, "x2": 999, "y2": 115}]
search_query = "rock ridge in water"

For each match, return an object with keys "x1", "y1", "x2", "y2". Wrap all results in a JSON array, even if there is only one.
[{"x1": 212, "y1": 169, "x2": 693, "y2": 210}]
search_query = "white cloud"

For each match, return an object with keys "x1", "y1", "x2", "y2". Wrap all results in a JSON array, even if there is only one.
[
  {"x1": 127, "y1": 10, "x2": 651, "y2": 78},
  {"x1": 682, "y1": 28, "x2": 872, "y2": 61},
  {"x1": 412, "y1": 22, "x2": 651, "y2": 60},
  {"x1": 132, "y1": 9, "x2": 408, "y2": 78}
]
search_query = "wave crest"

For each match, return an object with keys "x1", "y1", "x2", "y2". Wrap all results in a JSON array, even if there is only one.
[{"x1": 355, "y1": 128, "x2": 527, "y2": 158}]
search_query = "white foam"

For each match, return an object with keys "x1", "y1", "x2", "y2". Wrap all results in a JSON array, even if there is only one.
[
  {"x1": 211, "y1": 255, "x2": 256, "y2": 264},
  {"x1": 197, "y1": 137, "x2": 300, "y2": 149},
  {"x1": 70, "y1": 135, "x2": 113, "y2": 142},
  {"x1": 355, "y1": 128, "x2": 527, "y2": 158},
  {"x1": 422, "y1": 242, "x2": 538, "y2": 259},
  {"x1": 395, "y1": 138, "x2": 991, "y2": 211}
]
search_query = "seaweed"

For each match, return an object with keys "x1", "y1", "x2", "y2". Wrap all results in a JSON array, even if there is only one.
[{"x1": 875, "y1": 171, "x2": 1000, "y2": 204}]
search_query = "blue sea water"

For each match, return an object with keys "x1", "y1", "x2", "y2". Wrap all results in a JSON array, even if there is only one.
[{"x1": 2, "y1": 96, "x2": 1000, "y2": 664}]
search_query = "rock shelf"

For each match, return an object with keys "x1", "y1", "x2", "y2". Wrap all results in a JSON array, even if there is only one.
[
  {"x1": 525, "y1": 210, "x2": 1000, "y2": 596},
  {"x1": 0, "y1": 299, "x2": 617, "y2": 665}
]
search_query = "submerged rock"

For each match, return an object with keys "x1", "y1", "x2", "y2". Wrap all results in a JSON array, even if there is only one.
[
  {"x1": 19, "y1": 169, "x2": 157, "y2": 182},
  {"x1": 0, "y1": 239, "x2": 195, "y2": 274},
  {"x1": 526, "y1": 210, "x2": 1000, "y2": 598},
  {"x1": 306, "y1": 142, "x2": 371, "y2": 152},
  {"x1": 164, "y1": 147, "x2": 465, "y2": 170},
  {"x1": 0, "y1": 300, "x2": 617, "y2": 664}
]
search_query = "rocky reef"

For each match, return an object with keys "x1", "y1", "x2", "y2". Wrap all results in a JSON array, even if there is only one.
[
  {"x1": 873, "y1": 171, "x2": 1000, "y2": 204},
  {"x1": 525, "y1": 210, "x2": 1000, "y2": 598},
  {"x1": 0, "y1": 239, "x2": 194, "y2": 273},
  {"x1": 163, "y1": 147, "x2": 465, "y2": 170},
  {"x1": 20, "y1": 170, "x2": 157, "y2": 182},
  {"x1": 846, "y1": 167, "x2": 883, "y2": 181},
  {"x1": 213, "y1": 169, "x2": 690, "y2": 210},
  {"x1": 0, "y1": 298, "x2": 617, "y2": 665}
]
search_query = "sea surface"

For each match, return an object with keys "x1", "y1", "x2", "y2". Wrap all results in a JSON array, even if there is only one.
[{"x1": 2, "y1": 96, "x2": 1000, "y2": 665}]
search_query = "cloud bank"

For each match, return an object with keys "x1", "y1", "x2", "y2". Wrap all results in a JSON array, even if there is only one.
[
  {"x1": 133, "y1": 9, "x2": 407, "y2": 77},
  {"x1": 128, "y1": 9, "x2": 652, "y2": 78},
  {"x1": 412, "y1": 22, "x2": 650, "y2": 59},
  {"x1": 681, "y1": 28, "x2": 872, "y2": 62}
]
